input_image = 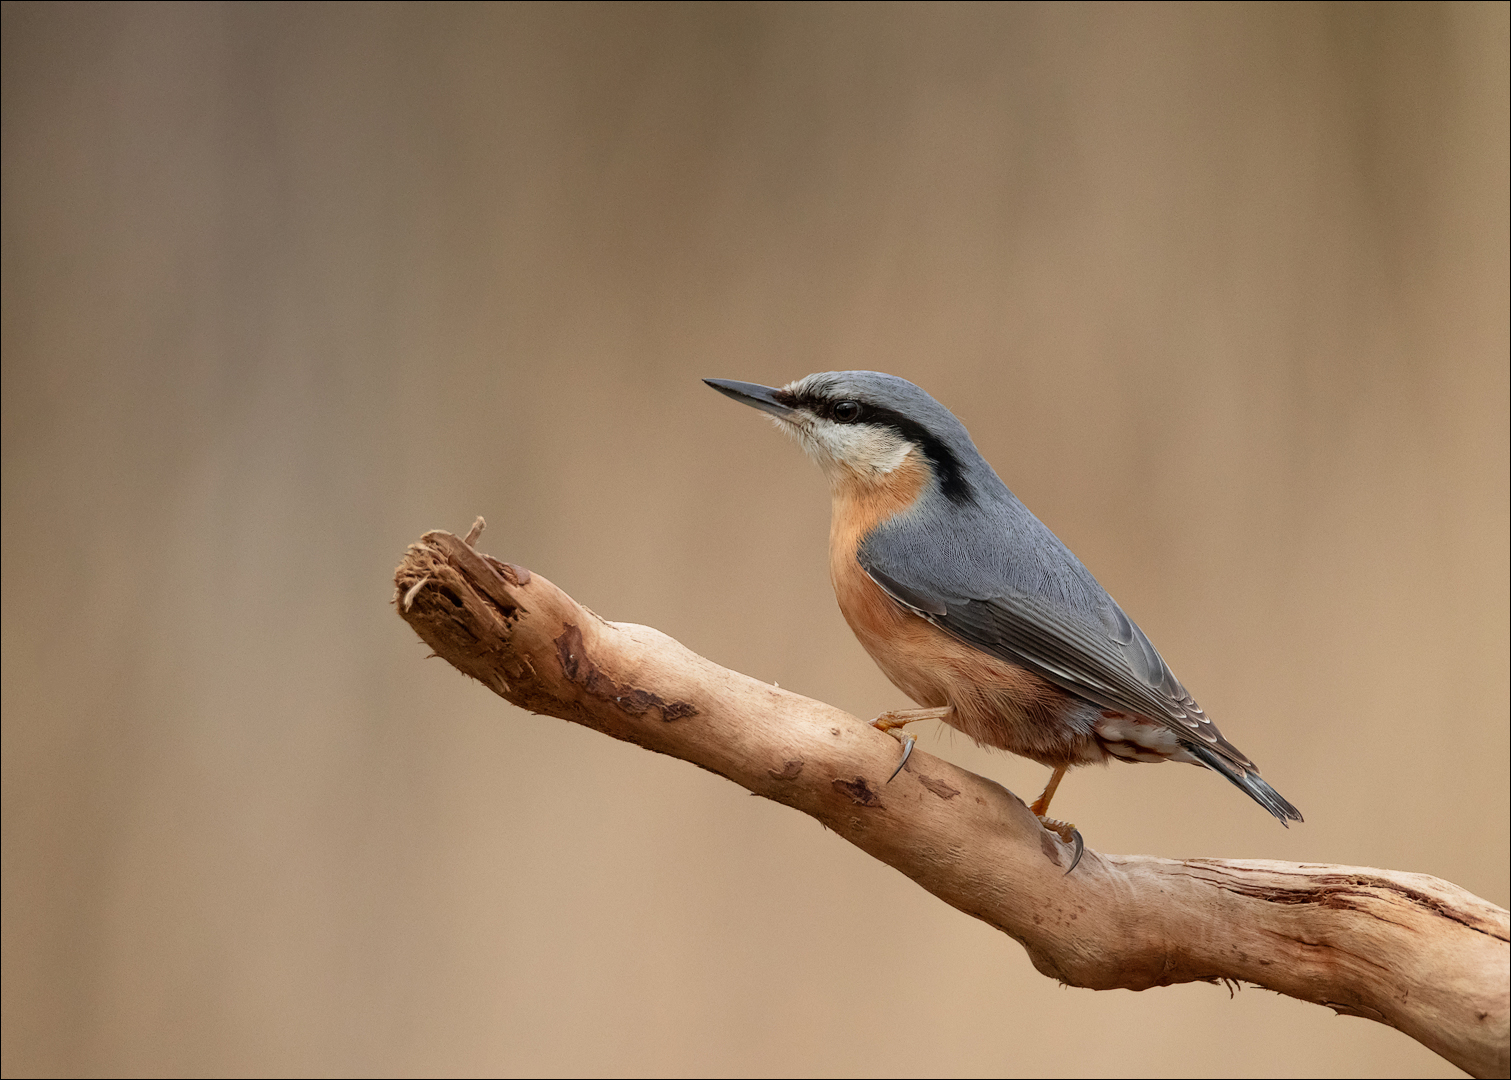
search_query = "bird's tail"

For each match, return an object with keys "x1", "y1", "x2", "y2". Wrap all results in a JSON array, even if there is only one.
[{"x1": 1185, "y1": 742, "x2": 1304, "y2": 824}]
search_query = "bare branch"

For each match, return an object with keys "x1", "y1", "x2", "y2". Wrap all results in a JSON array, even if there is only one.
[{"x1": 394, "y1": 528, "x2": 1510, "y2": 1079}]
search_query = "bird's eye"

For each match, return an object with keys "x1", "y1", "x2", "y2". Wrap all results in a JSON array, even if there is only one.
[{"x1": 833, "y1": 400, "x2": 862, "y2": 423}]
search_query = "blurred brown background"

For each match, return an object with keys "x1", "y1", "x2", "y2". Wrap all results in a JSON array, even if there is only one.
[{"x1": 3, "y1": 3, "x2": 1506, "y2": 1077}]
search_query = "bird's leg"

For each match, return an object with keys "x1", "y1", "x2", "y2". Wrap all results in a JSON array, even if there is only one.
[
  {"x1": 870, "y1": 706, "x2": 952, "y2": 783},
  {"x1": 1030, "y1": 766, "x2": 1085, "y2": 874},
  {"x1": 1029, "y1": 765, "x2": 1066, "y2": 817}
]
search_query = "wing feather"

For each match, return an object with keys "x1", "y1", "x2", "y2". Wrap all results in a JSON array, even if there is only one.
[
  {"x1": 856, "y1": 507, "x2": 1301, "y2": 824},
  {"x1": 860, "y1": 561, "x2": 1232, "y2": 756}
]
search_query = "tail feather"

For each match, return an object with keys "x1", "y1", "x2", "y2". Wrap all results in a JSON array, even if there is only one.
[{"x1": 1185, "y1": 742, "x2": 1303, "y2": 824}]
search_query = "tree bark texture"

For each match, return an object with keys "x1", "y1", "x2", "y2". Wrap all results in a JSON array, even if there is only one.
[{"x1": 394, "y1": 525, "x2": 1509, "y2": 1078}]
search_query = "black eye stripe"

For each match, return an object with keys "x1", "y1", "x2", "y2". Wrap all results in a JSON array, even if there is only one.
[{"x1": 783, "y1": 389, "x2": 972, "y2": 505}]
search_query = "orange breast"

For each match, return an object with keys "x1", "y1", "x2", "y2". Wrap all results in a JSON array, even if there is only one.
[{"x1": 827, "y1": 454, "x2": 1105, "y2": 768}]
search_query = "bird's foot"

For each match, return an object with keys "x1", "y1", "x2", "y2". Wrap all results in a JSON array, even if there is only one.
[
  {"x1": 1037, "y1": 815, "x2": 1085, "y2": 875},
  {"x1": 870, "y1": 706, "x2": 952, "y2": 783}
]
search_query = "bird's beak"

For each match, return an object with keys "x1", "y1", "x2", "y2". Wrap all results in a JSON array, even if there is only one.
[{"x1": 703, "y1": 378, "x2": 796, "y2": 419}]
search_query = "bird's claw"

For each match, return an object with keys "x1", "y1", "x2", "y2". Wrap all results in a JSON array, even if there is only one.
[
  {"x1": 1038, "y1": 815, "x2": 1085, "y2": 874},
  {"x1": 885, "y1": 732, "x2": 915, "y2": 783},
  {"x1": 1065, "y1": 827, "x2": 1084, "y2": 874},
  {"x1": 870, "y1": 707, "x2": 949, "y2": 783}
]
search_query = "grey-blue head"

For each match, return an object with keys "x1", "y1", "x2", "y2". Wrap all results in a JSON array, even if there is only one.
[{"x1": 703, "y1": 371, "x2": 1000, "y2": 505}]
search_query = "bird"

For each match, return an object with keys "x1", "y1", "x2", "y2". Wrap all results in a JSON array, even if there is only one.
[{"x1": 705, "y1": 371, "x2": 1302, "y2": 870}]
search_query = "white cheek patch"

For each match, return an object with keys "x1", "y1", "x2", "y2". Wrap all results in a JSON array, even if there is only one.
[{"x1": 784, "y1": 418, "x2": 913, "y2": 479}]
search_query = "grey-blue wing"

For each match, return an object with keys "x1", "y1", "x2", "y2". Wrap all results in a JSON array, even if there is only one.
[
  {"x1": 858, "y1": 529, "x2": 1302, "y2": 823},
  {"x1": 859, "y1": 557, "x2": 1226, "y2": 751}
]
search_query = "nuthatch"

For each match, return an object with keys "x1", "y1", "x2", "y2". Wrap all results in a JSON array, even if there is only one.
[{"x1": 706, "y1": 371, "x2": 1301, "y2": 870}]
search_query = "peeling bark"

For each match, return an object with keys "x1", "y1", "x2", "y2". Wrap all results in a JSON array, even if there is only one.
[{"x1": 395, "y1": 525, "x2": 1509, "y2": 1079}]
